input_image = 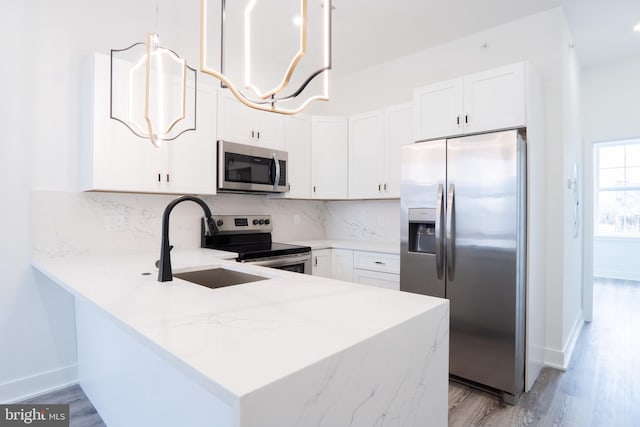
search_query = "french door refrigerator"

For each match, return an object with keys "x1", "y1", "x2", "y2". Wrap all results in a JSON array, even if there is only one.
[{"x1": 400, "y1": 129, "x2": 526, "y2": 404}]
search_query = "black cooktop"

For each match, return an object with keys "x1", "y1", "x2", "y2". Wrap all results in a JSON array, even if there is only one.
[{"x1": 202, "y1": 232, "x2": 310, "y2": 261}]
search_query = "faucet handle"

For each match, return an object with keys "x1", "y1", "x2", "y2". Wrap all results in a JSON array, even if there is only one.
[{"x1": 155, "y1": 245, "x2": 173, "y2": 268}]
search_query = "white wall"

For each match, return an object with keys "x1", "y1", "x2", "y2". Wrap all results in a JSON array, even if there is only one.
[
  {"x1": 559, "y1": 21, "x2": 584, "y2": 367},
  {"x1": 311, "y1": 9, "x2": 564, "y2": 115},
  {"x1": 582, "y1": 57, "x2": 640, "y2": 290},
  {"x1": 315, "y1": 8, "x2": 584, "y2": 368},
  {"x1": 0, "y1": 1, "x2": 78, "y2": 402}
]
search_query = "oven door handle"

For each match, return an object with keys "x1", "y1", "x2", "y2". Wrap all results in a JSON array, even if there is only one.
[{"x1": 241, "y1": 254, "x2": 311, "y2": 269}]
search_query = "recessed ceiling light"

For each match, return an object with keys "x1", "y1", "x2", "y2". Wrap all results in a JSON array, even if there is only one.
[
  {"x1": 292, "y1": 15, "x2": 302, "y2": 27},
  {"x1": 634, "y1": 22, "x2": 640, "y2": 32}
]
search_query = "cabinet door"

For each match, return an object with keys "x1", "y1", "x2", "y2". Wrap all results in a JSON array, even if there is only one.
[
  {"x1": 312, "y1": 249, "x2": 332, "y2": 278},
  {"x1": 353, "y1": 269, "x2": 400, "y2": 291},
  {"x1": 311, "y1": 116, "x2": 348, "y2": 199},
  {"x1": 348, "y1": 111, "x2": 385, "y2": 199},
  {"x1": 414, "y1": 78, "x2": 463, "y2": 141},
  {"x1": 283, "y1": 115, "x2": 312, "y2": 198},
  {"x1": 463, "y1": 62, "x2": 526, "y2": 134},
  {"x1": 331, "y1": 249, "x2": 354, "y2": 282},
  {"x1": 217, "y1": 90, "x2": 253, "y2": 144},
  {"x1": 86, "y1": 53, "x2": 164, "y2": 193},
  {"x1": 165, "y1": 82, "x2": 217, "y2": 195},
  {"x1": 384, "y1": 103, "x2": 413, "y2": 198},
  {"x1": 253, "y1": 109, "x2": 285, "y2": 150}
]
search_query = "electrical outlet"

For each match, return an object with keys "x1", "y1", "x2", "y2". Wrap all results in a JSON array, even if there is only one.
[
  {"x1": 293, "y1": 214, "x2": 301, "y2": 225},
  {"x1": 105, "y1": 215, "x2": 125, "y2": 232},
  {"x1": 377, "y1": 215, "x2": 385, "y2": 226}
]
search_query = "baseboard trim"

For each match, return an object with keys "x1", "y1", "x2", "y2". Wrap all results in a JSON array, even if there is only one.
[
  {"x1": 543, "y1": 312, "x2": 584, "y2": 370},
  {"x1": 0, "y1": 364, "x2": 78, "y2": 403}
]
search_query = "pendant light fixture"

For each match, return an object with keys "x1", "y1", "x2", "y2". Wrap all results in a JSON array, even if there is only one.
[
  {"x1": 110, "y1": 4, "x2": 197, "y2": 147},
  {"x1": 200, "y1": 0, "x2": 332, "y2": 115}
]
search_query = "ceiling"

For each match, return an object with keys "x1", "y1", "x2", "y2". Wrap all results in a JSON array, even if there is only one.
[
  {"x1": 562, "y1": 0, "x2": 640, "y2": 67},
  {"x1": 325, "y1": 0, "x2": 640, "y2": 76}
]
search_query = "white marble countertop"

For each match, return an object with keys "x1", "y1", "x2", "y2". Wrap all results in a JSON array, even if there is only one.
[
  {"x1": 286, "y1": 239, "x2": 400, "y2": 254},
  {"x1": 32, "y1": 248, "x2": 445, "y2": 404}
]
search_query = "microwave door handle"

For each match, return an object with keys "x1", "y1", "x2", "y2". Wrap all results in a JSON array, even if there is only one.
[{"x1": 272, "y1": 154, "x2": 280, "y2": 191}]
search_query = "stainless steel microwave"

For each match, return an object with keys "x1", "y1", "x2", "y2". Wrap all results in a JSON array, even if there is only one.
[{"x1": 217, "y1": 140, "x2": 289, "y2": 193}]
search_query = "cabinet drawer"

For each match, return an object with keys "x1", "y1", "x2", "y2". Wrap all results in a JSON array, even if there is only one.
[
  {"x1": 353, "y1": 251, "x2": 400, "y2": 274},
  {"x1": 353, "y1": 269, "x2": 399, "y2": 291}
]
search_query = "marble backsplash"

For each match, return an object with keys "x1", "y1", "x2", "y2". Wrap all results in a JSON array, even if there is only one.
[
  {"x1": 31, "y1": 191, "x2": 327, "y2": 258},
  {"x1": 31, "y1": 191, "x2": 400, "y2": 258},
  {"x1": 325, "y1": 199, "x2": 400, "y2": 242}
]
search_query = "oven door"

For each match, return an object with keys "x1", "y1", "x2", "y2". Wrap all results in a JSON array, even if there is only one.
[
  {"x1": 218, "y1": 140, "x2": 288, "y2": 193},
  {"x1": 242, "y1": 252, "x2": 312, "y2": 275}
]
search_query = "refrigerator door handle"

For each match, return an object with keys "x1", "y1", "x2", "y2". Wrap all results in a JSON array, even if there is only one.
[
  {"x1": 446, "y1": 183, "x2": 456, "y2": 281},
  {"x1": 435, "y1": 184, "x2": 445, "y2": 279}
]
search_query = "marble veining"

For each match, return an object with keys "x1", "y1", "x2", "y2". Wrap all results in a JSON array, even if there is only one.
[
  {"x1": 31, "y1": 191, "x2": 328, "y2": 258},
  {"x1": 34, "y1": 248, "x2": 448, "y2": 426}
]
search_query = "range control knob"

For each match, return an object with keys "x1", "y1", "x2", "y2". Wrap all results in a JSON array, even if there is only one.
[
  {"x1": 264, "y1": 219, "x2": 270, "y2": 225},
  {"x1": 253, "y1": 219, "x2": 259, "y2": 225},
  {"x1": 258, "y1": 219, "x2": 265, "y2": 225},
  {"x1": 216, "y1": 219, "x2": 224, "y2": 227}
]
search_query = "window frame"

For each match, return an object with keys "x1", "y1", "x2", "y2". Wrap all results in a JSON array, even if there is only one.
[{"x1": 594, "y1": 139, "x2": 640, "y2": 238}]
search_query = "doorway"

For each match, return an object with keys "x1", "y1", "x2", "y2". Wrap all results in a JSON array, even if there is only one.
[{"x1": 583, "y1": 138, "x2": 640, "y2": 320}]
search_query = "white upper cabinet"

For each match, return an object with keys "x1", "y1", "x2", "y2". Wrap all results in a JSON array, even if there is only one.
[
  {"x1": 415, "y1": 62, "x2": 526, "y2": 141},
  {"x1": 463, "y1": 63, "x2": 526, "y2": 134},
  {"x1": 282, "y1": 115, "x2": 312, "y2": 199},
  {"x1": 82, "y1": 53, "x2": 216, "y2": 195},
  {"x1": 347, "y1": 104, "x2": 413, "y2": 199},
  {"x1": 217, "y1": 90, "x2": 285, "y2": 150},
  {"x1": 348, "y1": 110, "x2": 385, "y2": 199},
  {"x1": 311, "y1": 116, "x2": 349, "y2": 199},
  {"x1": 383, "y1": 103, "x2": 413, "y2": 198},
  {"x1": 414, "y1": 78, "x2": 463, "y2": 141}
]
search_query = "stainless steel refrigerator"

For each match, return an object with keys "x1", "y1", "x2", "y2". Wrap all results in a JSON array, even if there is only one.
[{"x1": 400, "y1": 129, "x2": 526, "y2": 404}]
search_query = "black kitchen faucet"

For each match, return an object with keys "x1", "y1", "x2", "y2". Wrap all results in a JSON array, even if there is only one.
[{"x1": 158, "y1": 196, "x2": 218, "y2": 282}]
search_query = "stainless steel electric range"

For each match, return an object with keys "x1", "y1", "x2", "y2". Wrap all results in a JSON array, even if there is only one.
[{"x1": 201, "y1": 215, "x2": 312, "y2": 274}]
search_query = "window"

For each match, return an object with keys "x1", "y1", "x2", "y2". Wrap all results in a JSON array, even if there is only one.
[{"x1": 594, "y1": 139, "x2": 640, "y2": 236}]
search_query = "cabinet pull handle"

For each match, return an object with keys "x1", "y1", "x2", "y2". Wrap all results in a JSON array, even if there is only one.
[
  {"x1": 257, "y1": 131, "x2": 260, "y2": 139},
  {"x1": 384, "y1": 183, "x2": 387, "y2": 191},
  {"x1": 251, "y1": 130, "x2": 255, "y2": 139},
  {"x1": 313, "y1": 186, "x2": 316, "y2": 193},
  {"x1": 378, "y1": 184, "x2": 381, "y2": 192},
  {"x1": 456, "y1": 115, "x2": 461, "y2": 127},
  {"x1": 315, "y1": 256, "x2": 318, "y2": 266},
  {"x1": 375, "y1": 261, "x2": 385, "y2": 265},
  {"x1": 465, "y1": 114, "x2": 469, "y2": 127},
  {"x1": 158, "y1": 173, "x2": 161, "y2": 183},
  {"x1": 166, "y1": 174, "x2": 170, "y2": 183}
]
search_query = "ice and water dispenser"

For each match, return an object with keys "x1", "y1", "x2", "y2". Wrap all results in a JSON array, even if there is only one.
[{"x1": 408, "y1": 208, "x2": 437, "y2": 254}]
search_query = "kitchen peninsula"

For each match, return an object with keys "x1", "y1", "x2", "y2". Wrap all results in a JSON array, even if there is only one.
[{"x1": 32, "y1": 248, "x2": 449, "y2": 427}]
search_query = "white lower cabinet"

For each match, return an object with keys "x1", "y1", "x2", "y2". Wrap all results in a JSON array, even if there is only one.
[
  {"x1": 331, "y1": 249, "x2": 354, "y2": 282},
  {"x1": 353, "y1": 269, "x2": 400, "y2": 291},
  {"x1": 312, "y1": 247, "x2": 400, "y2": 290},
  {"x1": 311, "y1": 249, "x2": 332, "y2": 278},
  {"x1": 353, "y1": 251, "x2": 400, "y2": 291}
]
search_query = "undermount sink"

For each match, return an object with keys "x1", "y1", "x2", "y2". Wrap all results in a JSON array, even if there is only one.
[{"x1": 174, "y1": 268, "x2": 268, "y2": 289}]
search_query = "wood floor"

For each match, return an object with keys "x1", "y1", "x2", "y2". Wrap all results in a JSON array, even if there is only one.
[{"x1": 17, "y1": 278, "x2": 640, "y2": 427}]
